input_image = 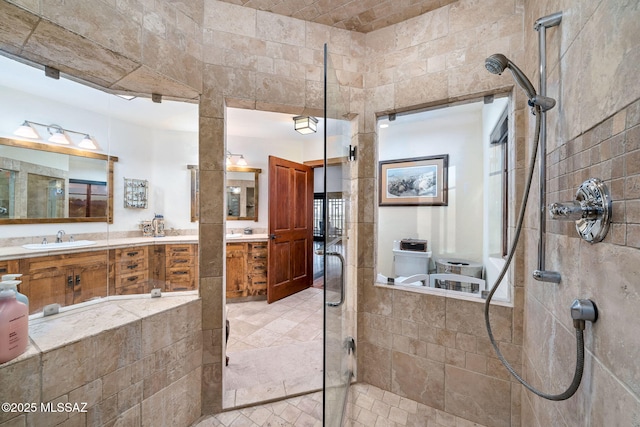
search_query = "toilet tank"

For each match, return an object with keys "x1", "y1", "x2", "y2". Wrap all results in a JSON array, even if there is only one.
[{"x1": 393, "y1": 249, "x2": 432, "y2": 277}]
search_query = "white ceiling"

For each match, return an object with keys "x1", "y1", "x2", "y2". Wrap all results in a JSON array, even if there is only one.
[{"x1": 0, "y1": 54, "x2": 321, "y2": 141}]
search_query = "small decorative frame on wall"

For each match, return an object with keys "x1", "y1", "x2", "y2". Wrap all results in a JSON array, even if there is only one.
[
  {"x1": 123, "y1": 177, "x2": 148, "y2": 209},
  {"x1": 379, "y1": 154, "x2": 449, "y2": 206}
]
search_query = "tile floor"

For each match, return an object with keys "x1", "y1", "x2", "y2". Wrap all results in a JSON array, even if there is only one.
[
  {"x1": 196, "y1": 383, "x2": 485, "y2": 426},
  {"x1": 224, "y1": 287, "x2": 324, "y2": 408}
]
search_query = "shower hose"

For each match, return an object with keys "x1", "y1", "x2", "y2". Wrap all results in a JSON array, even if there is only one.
[{"x1": 484, "y1": 104, "x2": 585, "y2": 401}]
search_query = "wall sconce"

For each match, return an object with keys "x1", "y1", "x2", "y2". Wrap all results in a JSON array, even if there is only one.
[
  {"x1": 293, "y1": 116, "x2": 318, "y2": 134},
  {"x1": 226, "y1": 151, "x2": 247, "y2": 166},
  {"x1": 13, "y1": 120, "x2": 98, "y2": 149}
]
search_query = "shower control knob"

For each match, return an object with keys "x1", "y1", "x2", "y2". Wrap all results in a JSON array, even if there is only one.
[{"x1": 549, "y1": 178, "x2": 611, "y2": 243}]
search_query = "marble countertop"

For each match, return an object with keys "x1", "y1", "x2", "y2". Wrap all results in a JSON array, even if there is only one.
[
  {"x1": 0, "y1": 233, "x2": 269, "y2": 260},
  {"x1": 0, "y1": 235, "x2": 199, "y2": 261},
  {"x1": 225, "y1": 233, "x2": 268, "y2": 242}
]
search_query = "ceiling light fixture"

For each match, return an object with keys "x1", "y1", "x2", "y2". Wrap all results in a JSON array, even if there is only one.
[
  {"x1": 293, "y1": 115, "x2": 318, "y2": 134},
  {"x1": 226, "y1": 151, "x2": 248, "y2": 166},
  {"x1": 13, "y1": 120, "x2": 99, "y2": 149}
]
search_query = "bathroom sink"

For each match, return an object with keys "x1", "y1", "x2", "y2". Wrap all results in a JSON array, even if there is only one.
[
  {"x1": 22, "y1": 240, "x2": 97, "y2": 251},
  {"x1": 225, "y1": 233, "x2": 243, "y2": 239}
]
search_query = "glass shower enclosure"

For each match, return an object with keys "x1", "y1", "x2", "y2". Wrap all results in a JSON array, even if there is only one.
[{"x1": 323, "y1": 43, "x2": 356, "y2": 426}]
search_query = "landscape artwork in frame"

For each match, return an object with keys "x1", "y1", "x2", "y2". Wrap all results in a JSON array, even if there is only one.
[{"x1": 379, "y1": 155, "x2": 448, "y2": 206}]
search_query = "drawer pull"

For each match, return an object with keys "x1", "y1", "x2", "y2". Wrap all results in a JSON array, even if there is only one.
[
  {"x1": 126, "y1": 251, "x2": 139, "y2": 257},
  {"x1": 128, "y1": 276, "x2": 139, "y2": 282},
  {"x1": 173, "y1": 248, "x2": 188, "y2": 252},
  {"x1": 127, "y1": 264, "x2": 139, "y2": 269},
  {"x1": 173, "y1": 259, "x2": 188, "y2": 264},
  {"x1": 68, "y1": 275, "x2": 74, "y2": 287},
  {"x1": 172, "y1": 271, "x2": 188, "y2": 275}
]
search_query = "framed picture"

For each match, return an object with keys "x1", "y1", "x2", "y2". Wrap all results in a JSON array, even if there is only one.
[{"x1": 379, "y1": 155, "x2": 448, "y2": 206}]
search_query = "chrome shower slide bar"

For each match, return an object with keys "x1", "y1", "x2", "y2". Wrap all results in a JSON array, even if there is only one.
[{"x1": 533, "y1": 11, "x2": 563, "y2": 284}]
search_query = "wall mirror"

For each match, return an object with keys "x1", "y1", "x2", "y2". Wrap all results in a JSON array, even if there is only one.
[
  {"x1": 227, "y1": 166, "x2": 261, "y2": 221},
  {"x1": 0, "y1": 137, "x2": 117, "y2": 224}
]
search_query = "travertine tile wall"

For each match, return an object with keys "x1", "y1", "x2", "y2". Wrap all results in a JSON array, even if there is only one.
[
  {"x1": 0, "y1": 299, "x2": 202, "y2": 427},
  {"x1": 520, "y1": 1, "x2": 640, "y2": 425},
  {"x1": 3, "y1": 0, "x2": 638, "y2": 425},
  {"x1": 357, "y1": 1, "x2": 528, "y2": 426},
  {"x1": 198, "y1": 0, "x2": 364, "y2": 412}
]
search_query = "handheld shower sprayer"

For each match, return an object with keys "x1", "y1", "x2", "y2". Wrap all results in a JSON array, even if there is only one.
[{"x1": 485, "y1": 53, "x2": 556, "y2": 112}]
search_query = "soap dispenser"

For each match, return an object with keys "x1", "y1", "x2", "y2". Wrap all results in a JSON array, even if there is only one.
[
  {"x1": 0, "y1": 288, "x2": 29, "y2": 363},
  {"x1": 0, "y1": 274, "x2": 27, "y2": 309}
]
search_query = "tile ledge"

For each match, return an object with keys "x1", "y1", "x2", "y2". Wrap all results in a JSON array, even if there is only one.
[
  {"x1": 373, "y1": 282, "x2": 513, "y2": 308},
  {"x1": 13, "y1": 292, "x2": 201, "y2": 359}
]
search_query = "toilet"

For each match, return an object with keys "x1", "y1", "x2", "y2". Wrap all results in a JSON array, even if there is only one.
[{"x1": 393, "y1": 240, "x2": 432, "y2": 286}]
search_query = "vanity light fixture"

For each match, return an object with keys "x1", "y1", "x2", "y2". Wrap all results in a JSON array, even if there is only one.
[
  {"x1": 293, "y1": 115, "x2": 318, "y2": 134},
  {"x1": 47, "y1": 125, "x2": 70, "y2": 145},
  {"x1": 78, "y1": 135, "x2": 97, "y2": 150},
  {"x1": 13, "y1": 120, "x2": 99, "y2": 149},
  {"x1": 13, "y1": 121, "x2": 40, "y2": 139},
  {"x1": 226, "y1": 151, "x2": 248, "y2": 166}
]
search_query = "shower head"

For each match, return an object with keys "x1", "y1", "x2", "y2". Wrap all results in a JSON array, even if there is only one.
[
  {"x1": 485, "y1": 54, "x2": 509, "y2": 75},
  {"x1": 485, "y1": 54, "x2": 537, "y2": 101}
]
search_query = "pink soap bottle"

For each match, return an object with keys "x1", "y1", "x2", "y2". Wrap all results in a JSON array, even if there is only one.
[{"x1": 0, "y1": 289, "x2": 29, "y2": 364}]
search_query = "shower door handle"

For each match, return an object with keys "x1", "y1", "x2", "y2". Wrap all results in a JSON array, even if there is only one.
[{"x1": 324, "y1": 251, "x2": 345, "y2": 308}]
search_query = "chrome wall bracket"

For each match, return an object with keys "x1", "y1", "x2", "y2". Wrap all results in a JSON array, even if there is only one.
[{"x1": 549, "y1": 178, "x2": 612, "y2": 243}]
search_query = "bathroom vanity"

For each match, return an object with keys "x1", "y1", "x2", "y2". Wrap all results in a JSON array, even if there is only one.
[
  {"x1": 225, "y1": 235, "x2": 268, "y2": 300},
  {"x1": 0, "y1": 237, "x2": 198, "y2": 314}
]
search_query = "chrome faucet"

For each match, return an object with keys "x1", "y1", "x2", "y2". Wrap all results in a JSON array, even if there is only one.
[{"x1": 56, "y1": 230, "x2": 65, "y2": 243}]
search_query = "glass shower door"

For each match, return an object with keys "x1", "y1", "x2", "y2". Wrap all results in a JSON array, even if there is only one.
[{"x1": 323, "y1": 43, "x2": 355, "y2": 426}]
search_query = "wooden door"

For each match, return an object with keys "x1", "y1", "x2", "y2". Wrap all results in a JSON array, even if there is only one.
[{"x1": 267, "y1": 156, "x2": 313, "y2": 303}]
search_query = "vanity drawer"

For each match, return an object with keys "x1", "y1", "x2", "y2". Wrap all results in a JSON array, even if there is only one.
[
  {"x1": 116, "y1": 258, "x2": 148, "y2": 275},
  {"x1": 116, "y1": 247, "x2": 147, "y2": 262},
  {"x1": 247, "y1": 274, "x2": 267, "y2": 295},
  {"x1": 165, "y1": 256, "x2": 193, "y2": 268},
  {"x1": 248, "y1": 260, "x2": 267, "y2": 274},
  {"x1": 166, "y1": 244, "x2": 196, "y2": 258},
  {"x1": 116, "y1": 271, "x2": 149, "y2": 289},
  {"x1": 165, "y1": 267, "x2": 195, "y2": 291}
]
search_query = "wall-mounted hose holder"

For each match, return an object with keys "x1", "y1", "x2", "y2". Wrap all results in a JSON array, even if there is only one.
[{"x1": 549, "y1": 178, "x2": 612, "y2": 243}]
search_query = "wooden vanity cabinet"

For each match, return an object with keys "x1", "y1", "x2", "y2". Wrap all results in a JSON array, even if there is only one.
[
  {"x1": 19, "y1": 251, "x2": 109, "y2": 314},
  {"x1": 112, "y1": 246, "x2": 149, "y2": 295},
  {"x1": 165, "y1": 244, "x2": 198, "y2": 291},
  {"x1": 226, "y1": 241, "x2": 268, "y2": 300},
  {"x1": 0, "y1": 259, "x2": 19, "y2": 276}
]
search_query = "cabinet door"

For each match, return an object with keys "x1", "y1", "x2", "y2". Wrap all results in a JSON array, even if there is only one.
[
  {"x1": 25, "y1": 267, "x2": 70, "y2": 314},
  {"x1": 226, "y1": 243, "x2": 246, "y2": 298},
  {"x1": 73, "y1": 261, "x2": 108, "y2": 304}
]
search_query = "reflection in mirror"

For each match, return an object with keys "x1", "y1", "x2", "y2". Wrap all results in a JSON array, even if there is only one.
[
  {"x1": 0, "y1": 137, "x2": 117, "y2": 224},
  {"x1": 227, "y1": 166, "x2": 261, "y2": 221}
]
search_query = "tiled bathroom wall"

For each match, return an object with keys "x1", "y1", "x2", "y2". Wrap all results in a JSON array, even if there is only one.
[
  {"x1": 521, "y1": 1, "x2": 640, "y2": 425},
  {"x1": 0, "y1": 297, "x2": 202, "y2": 427},
  {"x1": 356, "y1": 1, "x2": 528, "y2": 426},
  {"x1": 2, "y1": 0, "x2": 638, "y2": 425}
]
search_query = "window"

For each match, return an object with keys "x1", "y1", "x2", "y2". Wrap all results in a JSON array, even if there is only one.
[
  {"x1": 68, "y1": 179, "x2": 108, "y2": 218},
  {"x1": 375, "y1": 97, "x2": 511, "y2": 301}
]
